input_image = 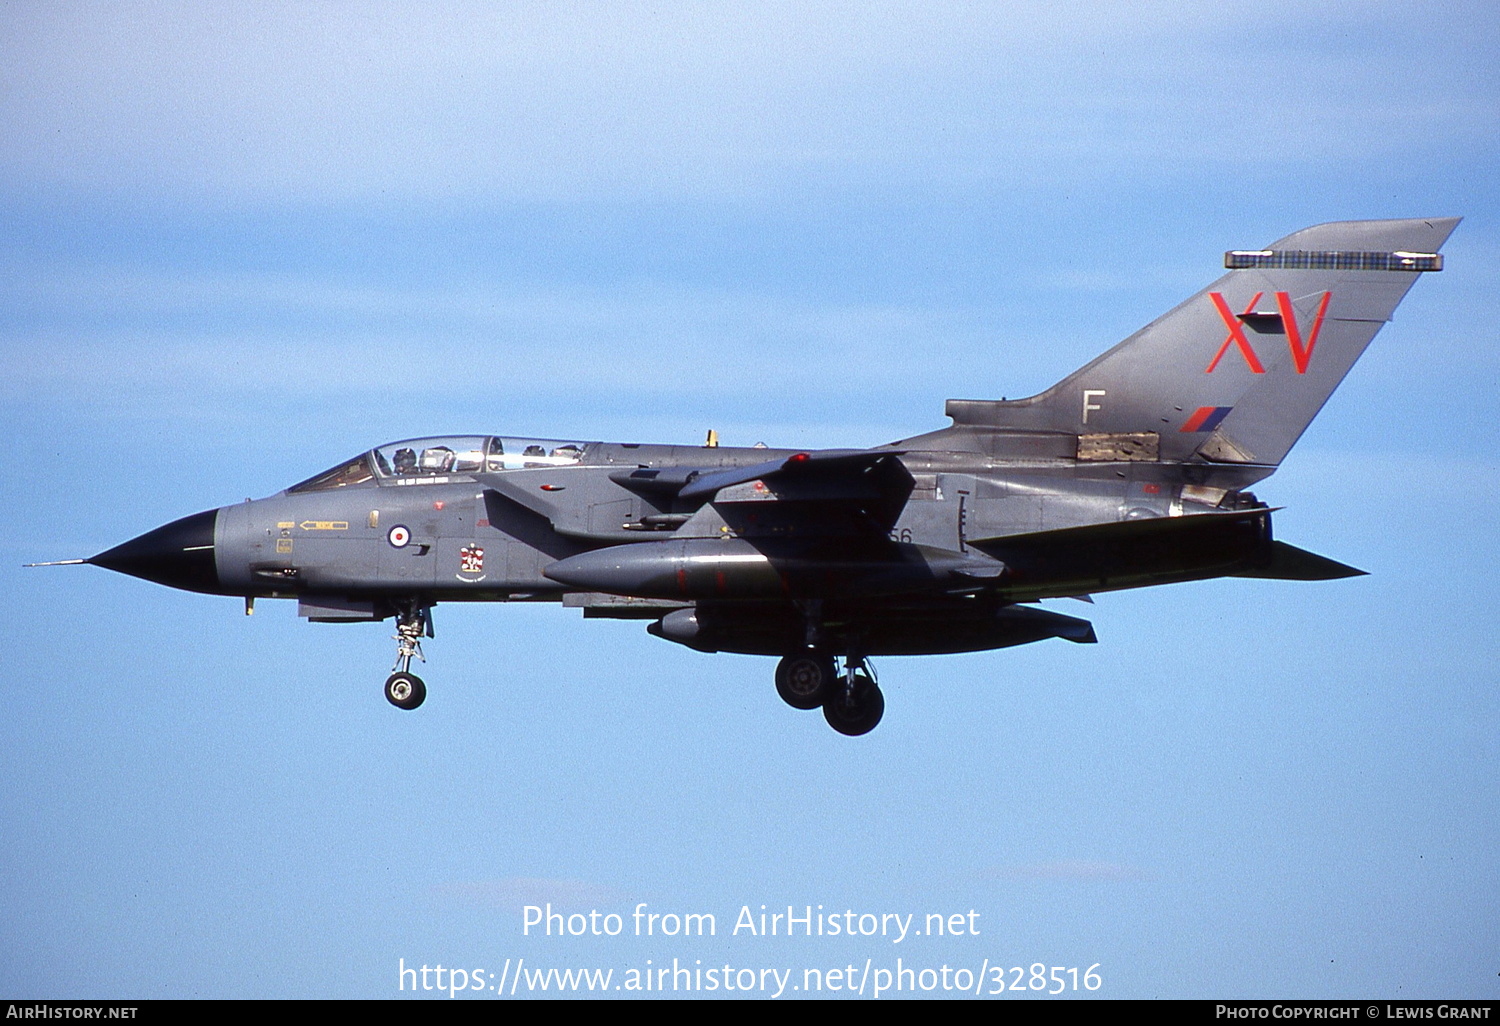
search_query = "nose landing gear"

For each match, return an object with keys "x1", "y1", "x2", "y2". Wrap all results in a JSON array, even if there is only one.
[
  {"x1": 384, "y1": 603, "x2": 432, "y2": 710},
  {"x1": 384, "y1": 670, "x2": 426, "y2": 710}
]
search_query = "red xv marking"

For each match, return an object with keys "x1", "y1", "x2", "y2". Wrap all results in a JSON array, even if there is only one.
[
  {"x1": 1279, "y1": 290, "x2": 1331, "y2": 374},
  {"x1": 1207, "y1": 292, "x2": 1265, "y2": 373},
  {"x1": 1207, "y1": 291, "x2": 1332, "y2": 374}
]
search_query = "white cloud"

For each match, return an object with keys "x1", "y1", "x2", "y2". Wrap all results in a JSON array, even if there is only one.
[
  {"x1": 0, "y1": 259, "x2": 1012, "y2": 410},
  {"x1": 3, "y1": 2, "x2": 1494, "y2": 204}
]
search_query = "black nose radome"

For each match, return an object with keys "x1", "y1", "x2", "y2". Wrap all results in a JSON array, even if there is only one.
[{"x1": 90, "y1": 508, "x2": 222, "y2": 594}]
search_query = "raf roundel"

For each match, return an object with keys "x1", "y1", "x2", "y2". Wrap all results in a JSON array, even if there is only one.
[{"x1": 387, "y1": 525, "x2": 411, "y2": 549}]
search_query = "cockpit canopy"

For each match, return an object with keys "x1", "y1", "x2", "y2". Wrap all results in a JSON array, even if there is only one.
[{"x1": 285, "y1": 435, "x2": 589, "y2": 494}]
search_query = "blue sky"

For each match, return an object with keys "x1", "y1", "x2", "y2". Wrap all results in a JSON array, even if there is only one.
[{"x1": 3, "y1": 2, "x2": 1497, "y2": 999}]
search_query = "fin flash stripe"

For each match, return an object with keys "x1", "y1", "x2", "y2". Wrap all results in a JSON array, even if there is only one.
[{"x1": 1182, "y1": 406, "x2": 1233, "y2": 432}]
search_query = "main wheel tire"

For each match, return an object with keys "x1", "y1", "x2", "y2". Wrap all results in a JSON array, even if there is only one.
[
  {"x1": 822, "y1": 676, "x2": 884, "y2": 736},
  {"x1": 775, "y1": 653, "x2": 836, "y2": 710},
  {"x1": 384, "y1": 672, "x2": 427, "y2": 710}
]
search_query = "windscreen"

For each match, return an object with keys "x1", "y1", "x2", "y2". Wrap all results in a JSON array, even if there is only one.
[{"x1": 285, "y1": 454, "x2": 376, "y2": 493}]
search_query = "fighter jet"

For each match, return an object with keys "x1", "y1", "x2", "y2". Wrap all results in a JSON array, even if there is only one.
[{"x1": 48, "y1": 218, "x2": 1458, "y2": 735}]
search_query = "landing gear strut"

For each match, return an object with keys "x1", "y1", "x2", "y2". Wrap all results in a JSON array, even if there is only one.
[
  {"x1": 384, "y1": 602, "x2": 432, "y2": 710},
  {"x1": 822, "y1": 656, "x2": 884, "y2": 736}
]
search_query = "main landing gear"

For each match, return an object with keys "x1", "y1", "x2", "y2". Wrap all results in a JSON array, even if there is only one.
[
  {"x1": 773, "y1": 652, "x2": 885, "y2": 736},
  {"x1": 384, "y1": 603, "x2": 432, "y2": 710}
]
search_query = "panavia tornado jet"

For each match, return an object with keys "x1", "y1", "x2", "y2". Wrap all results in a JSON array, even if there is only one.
[{"x1": 52, "y1": 218, "x2": 1458, "y2": 735}]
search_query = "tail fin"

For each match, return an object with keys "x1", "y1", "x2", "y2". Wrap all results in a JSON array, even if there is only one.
[{"x1": 943, "y1": 218, "x2": 1459, "y2": 467}]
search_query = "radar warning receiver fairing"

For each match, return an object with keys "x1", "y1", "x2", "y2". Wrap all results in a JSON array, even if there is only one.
[{"x1": 50, "y1": 218, "x2": 1458, "y2": 735}]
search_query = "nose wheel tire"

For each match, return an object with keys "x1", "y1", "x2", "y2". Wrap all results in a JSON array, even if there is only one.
[
  {"x1": 822, "y1": 674, "x2": 884, "y2": 736},
  {"x1": 775, "y1": 653, "x2": 837, "y2": 710},
  {"x1": 385, "y1": 672, "x2": 427, "y2": 710}
]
